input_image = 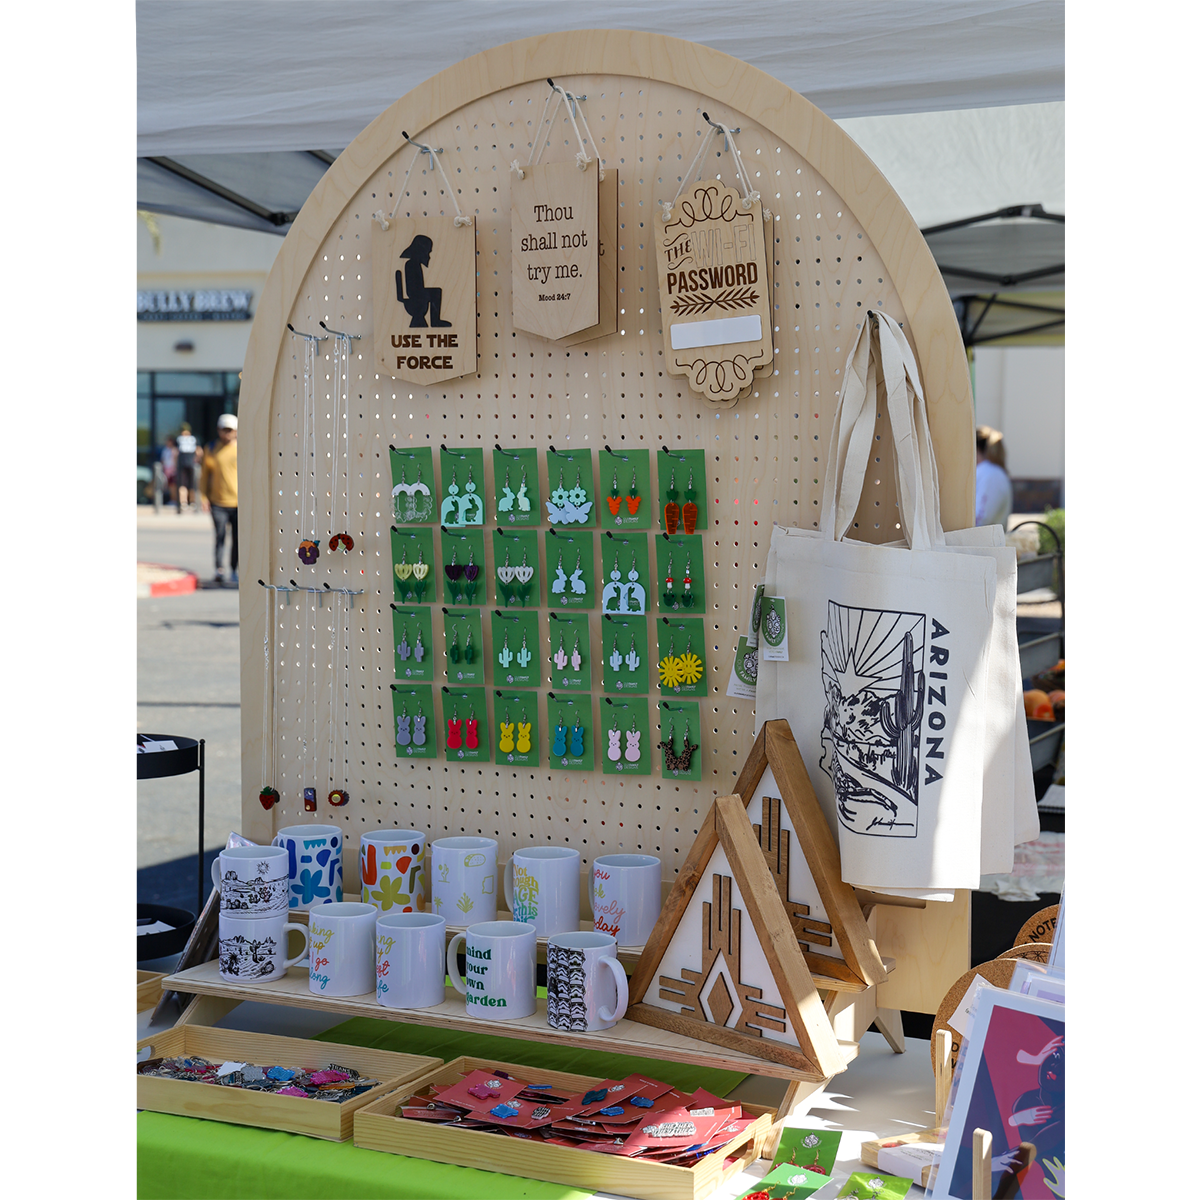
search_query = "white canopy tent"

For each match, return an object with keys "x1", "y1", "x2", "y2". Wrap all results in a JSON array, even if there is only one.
[{"x1": 136, "y1": 1, "x2": 1064, "y2": 343}]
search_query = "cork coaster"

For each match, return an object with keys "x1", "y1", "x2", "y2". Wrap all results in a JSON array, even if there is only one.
[
  {"x1": 930, "y1": 959, "x2": 1016, "y2": 1073},
  {"x1": 1014, "y1": 904, "x2": 1058, "y2": 948}
]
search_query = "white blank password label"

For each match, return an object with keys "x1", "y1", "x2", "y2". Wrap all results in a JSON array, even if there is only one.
[{"x1": 669, "y1": 314, "x2": 762, "y2": 350}]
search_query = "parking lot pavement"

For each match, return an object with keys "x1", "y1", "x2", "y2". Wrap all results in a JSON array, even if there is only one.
[{"x1": 138, "y1": 507, "x2": 243, "y2": 869}]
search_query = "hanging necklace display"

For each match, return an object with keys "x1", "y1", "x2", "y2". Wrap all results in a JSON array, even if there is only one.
[
  {"x1": 323, "y1": 325, "x2": 359, "y2": 552},
  {"x1": 510, "y1": 81, "x2": 602, "y2": 340},
  {"x1": 327, "y1": 591, "x2": 350, "y2": 806},
  {"x1": 654, "y1": 116, "x2": 773, "y2": 405},
  {"x1": 258, "y1": 584, "x2": 279, "y2": 810},
  {"x1": 291, "y1": 326, "x2": 328, "y2": 565},
  {"x1": 663, "y1": 468, "x2": 681, "y2": 535},
  {"x1": 371, "y1": 132, "x2": 477, "y2": 386}
]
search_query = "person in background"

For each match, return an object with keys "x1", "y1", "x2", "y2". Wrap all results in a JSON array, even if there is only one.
[
  {"x1": 175, "y1": 423, "x2": 198, "y2": 512},
  {"x1": 200, "y1": 413, "x2": 238, "y2": 585},
  {"x1": 975, "y1": 424, "x2": 1013, "y2": 528},
  {"x1": 160, "y1": 436, "x2": 178, "y2": 507}
]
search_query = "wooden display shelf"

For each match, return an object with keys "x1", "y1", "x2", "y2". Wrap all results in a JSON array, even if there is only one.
[
  {"x1": 354, "y1": 1055, "x2": 776, "y2": 1200},
  {"x1": 136, "y1": 1024, "x2": 440, "y2": 1141},
  {"x1": 137, "y1": 970, "x2": 166, "y2": 1013},
  {"x1": 163, "y1": 959, "x2": 861, "y2": 1084}
]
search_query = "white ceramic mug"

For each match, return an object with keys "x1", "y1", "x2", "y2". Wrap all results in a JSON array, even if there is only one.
[
  {"x1": 210, "y1": 845, "x2": 289, "y2": 917},
  {"x1": 588, "y1": 853, "x2": 662, "y2": 946},
  {"x1": 307, "y1": 901, "x2": 377, "y2": 996},
  {"x1": 218, "y1": 911, "x2": 309, "y2": 983},
  {"x1": 503, "y1": 846, "x2": 581, "y2": 938},
  {"x1": 446, "y1": 921, "x2": 536, "y2": 1019},
  {"x1": 360, "y1": 829, "x2": 427, "y2": 913},
  {"x1": 271, "y1": 824, "x2": 344, "y2": 910},
  {"x1": 546, "y1": 930, "x2": 629, "y2": 1032},
  {"x1": 431, "y1": 836, "x2": 498, "y2": 923},
  {"x1": 376, "y1": 911, "x2": 447, "y2": 1009}
]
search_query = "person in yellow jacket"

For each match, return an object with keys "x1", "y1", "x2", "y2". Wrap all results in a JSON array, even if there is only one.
[{"x1": 200, "y1": 413, "x2": 239, "y2": 585}]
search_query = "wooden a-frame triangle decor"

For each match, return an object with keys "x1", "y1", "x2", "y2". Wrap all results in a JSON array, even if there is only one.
[{"x1": 625, "y1": 720, "x2": 886, "y2": 1079}]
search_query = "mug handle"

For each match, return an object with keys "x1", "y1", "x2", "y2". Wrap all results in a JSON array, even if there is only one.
[
  {"x1": 283, "y1": 923, "x2": 310, "y2": 969},
  {"x1": 586, "y1": 867, "x2": 595, "y2": 917},
  {"x1": 446, "y1": 933, "x2": 467, "y2": 995},
  {"x1": 210, "y1": 858, "x2": 222, "y2": 892},
  {"x1": 597, "y1": 955, "x2": 629, "y2": 1023},
  {"x1": 503, "y1": 859, "x2": 514, "y2": 913}
]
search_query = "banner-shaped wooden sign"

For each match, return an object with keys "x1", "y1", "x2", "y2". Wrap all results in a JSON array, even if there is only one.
[
  {"x1": 373, "y1": 216, "x2": 477, "y2": 385},
  {"x1": 560, "y1": 170, "x2": 618, "y2": 347},
  {"x1": 511, "y1": 161, "x2": 599, "y2": 340},
  {"x1": 655, "y1": 179, "x2": 773, "y2": 404}
]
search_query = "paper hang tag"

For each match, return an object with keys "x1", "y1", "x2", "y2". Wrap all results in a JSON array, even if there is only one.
[
  {"x1": 726, "y1": 635, "x2": 758, "y2": 699},
  {"x1": 511, "y1": 161, "x2": 600, "y2": 340},
  {"x1": 656, "y1": 178, "x2": 773, "y2": 404},
  {"x1": 758, "y1": 597, "x2": 789, "y2": 661},
  {"x1": 373, "y1": 215, "x2": 477, "y2": 385}
]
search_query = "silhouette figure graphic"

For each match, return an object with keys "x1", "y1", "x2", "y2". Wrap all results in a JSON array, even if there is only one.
[{"x1": 396, "y1": 235, "x2": 452, "y2": 328}]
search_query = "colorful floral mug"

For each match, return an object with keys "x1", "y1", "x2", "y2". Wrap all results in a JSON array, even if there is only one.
[
  {"x1": 271, "y1": 824, "x2": 344, "y2": 911},
  {"x1": 360, "y1": 829, "x2": 427, "y2": 913}
]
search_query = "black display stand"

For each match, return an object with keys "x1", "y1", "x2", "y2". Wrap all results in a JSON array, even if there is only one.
[{"x1": 137, "y1": 735, "x2": 206, "y2": 916}]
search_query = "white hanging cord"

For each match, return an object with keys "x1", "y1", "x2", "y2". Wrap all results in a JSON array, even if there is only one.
[
  {"x1": 375, "y1": 133, "x2": 471, "y2": 228},
  {"x1": 329, "y1": 592, "x2": 338, "y2": 789},
  {"x1": 341, "y1": 334, "x2": 351, "y2": 536},
  {"x1": 262, "y1": 585, "x2": 273, "y2": 786},
  {"x1": 517, "y1": 81, "x2": 604, "y2": 179},
  {"x1": 660, "y1": 113, "x2": 770, "y2": 221},
  {"x1": 330, "y1": 331, "x2": 342, "y2": 537},
  {"x1": 303, "y1": 337, "x2": 316, "y2": 539}
]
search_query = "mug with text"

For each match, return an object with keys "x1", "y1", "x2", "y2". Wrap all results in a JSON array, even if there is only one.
[
  {"x1": 218, "y1": 911, "x2": 309, "y2": 983},
  {"x1": 431, "y1": 836, "x2": 498, "y2": 923},
  {"x1": 446, "y1": 921, "x2": 536, "y2": 1020},
  {"x1": 271, "y1": 824, "x2": 344, "y2": 910},
  {"x1": 588, "y1": 853, "x2": 661, "y2": 946},
  {"x1": 360, "y1": 829, "x2": 427, "y2": 913},
  {"x1": 376, "y1": 911, "x2": 447, "y2": 1009},
  {"x1": 546, "y1": 930, "x2": 628, "y2": 1032},
  {"x1": 503, "y1": 846, "x2": 580, "y2": 938},
  {"x1": 210, "y1": 845, "x2": 289, "y2": 917},
  {"x1": 307, "y1": 901, "x2": 376, "y2": 996}
]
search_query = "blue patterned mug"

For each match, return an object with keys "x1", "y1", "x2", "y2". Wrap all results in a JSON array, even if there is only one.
[{"x1": 272, "y1": 824, "x2": 344, "y2": 910}]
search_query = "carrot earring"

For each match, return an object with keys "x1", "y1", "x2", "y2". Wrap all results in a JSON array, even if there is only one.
[
  {"x1": 664, "y1": 468, "x2": 680, "y2": 534},
  {"x1": 625, "y1": 468, "x2": 641, "y2": 516},
  {"x1": 607, "y1": 469, "x2": 622, "y2": 516}
]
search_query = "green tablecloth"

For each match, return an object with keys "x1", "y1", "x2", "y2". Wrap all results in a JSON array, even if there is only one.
[{"x1": 137, "y1": 1017, "x2": 750, "y2": 1199}]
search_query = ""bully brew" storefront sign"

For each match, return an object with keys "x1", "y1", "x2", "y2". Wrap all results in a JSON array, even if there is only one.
[
  {"x1": 655, "y1": 179, "x2": 773, "y2": 404},
  {"x1": 373, "y1": 216, "x2": 477, "y2": 385}
]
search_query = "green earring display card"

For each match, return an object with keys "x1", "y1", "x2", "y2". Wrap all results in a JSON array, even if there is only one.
[
  {"x1": 494, "y1": 688, "x2": 539, "y2": 767},
  {"x1": 438, "y1": 446, "x2": 486, "y2": 527},
  {"x1": 440, "y1": 685, "x2": 489, "y2": 764},
  {"x1": 545, "y1": 530, "x2": 594, "y2": 607},
  {"x1": 492, "y1": 528, "x2": 540, "y2": 607},
  {"x1": 602, "y1": 614, "x2": 649, "y2": 694},
  {"x1": 658, "y1": 699, "x2": 702, "y2": 781},
  {"x1": 440, "y1": 527, "x2": 486, "y2": 606},
  {"x1": 391, "y1": 685, "x2": 437, "y2": 759},
  {"x1": 658, "y1": 448, "x2": 707, "y2": 533},
  {"x1": 391, "y1": 527, "x2": 436, "y2": 604},
  {"x1": 656, "y1": 616, "x2": 707, "y2": 697},
  {"x1": 546, "y1": 612, "x2": 591, "y2": 691},
  {"x1": 600, "y1": 532, "x2": 650, "y2": 615},
  {"x1": 491, "y1": 447, "x2": 539, "y2": 525},
  {"x1": 442, "y1": 609, "x2": 485, "y2": 685},
  {"x1": 599, "y1": 448, "x2": 651, "y2": 531},
  {"x1": 389, "y1": 446, "x2": 436, "y2": 525},
  {"x1": 491, "y1": 609, "x2": 541, "y2": 689},
  {"x1": 656, "y1": 532, "x2": 706, "y2": 613},
  {"x1": 600, "y1": 695, "x2": 651, "y2": 777},
  {"x1": 391, "y1": 605, "x2": 435, "y2": 682},
  {"x1": 546, "y1": 693, "x2": 594, "y2": 771},
  {"x1": 544, "y1": 447, "x2": 596, "y2": 527}
]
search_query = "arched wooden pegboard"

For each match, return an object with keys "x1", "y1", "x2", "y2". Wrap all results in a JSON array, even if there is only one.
[{"x1": 238, "y1": 30, "x2": 974, "y2": 894}]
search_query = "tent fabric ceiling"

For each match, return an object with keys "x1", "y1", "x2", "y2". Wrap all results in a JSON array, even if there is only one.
[{"x1": 137, "y1": 1, "x2": 1064, "y2": 156}]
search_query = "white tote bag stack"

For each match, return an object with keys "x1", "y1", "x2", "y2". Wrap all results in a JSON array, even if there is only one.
[{"x1": 757, "y1": 311, "x2": 1039, "y2": 896}]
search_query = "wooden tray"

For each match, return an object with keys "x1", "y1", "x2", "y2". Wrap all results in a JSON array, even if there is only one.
[
  {"x1": 136, "y1": 1025, "x2": 440, "y2": 1141},
  {"x1": 137, "y1": 970, "x2": 165, "y2": 1013},
  {"x1": 354, "y1": 1055, "x2": 775, "y2": 1200}
]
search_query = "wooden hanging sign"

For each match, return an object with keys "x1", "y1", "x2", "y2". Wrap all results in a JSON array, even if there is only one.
[
  {"x1": 510, "y1": 161, "x2": 599, "y2": 340},
  {"x1": 373, "y1": 215, "x2": 477, "y2": 385},
  {"x1": 655, "y1": 179, "x2": 772, "y2": 404},
  {"x1": 559, "y1": 169, "x2": 618, "y2": 347}
]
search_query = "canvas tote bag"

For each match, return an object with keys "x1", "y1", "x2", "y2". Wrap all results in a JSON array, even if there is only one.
[{"x1": 755, "y1": 311, "x2": 1002, "y2": 891}]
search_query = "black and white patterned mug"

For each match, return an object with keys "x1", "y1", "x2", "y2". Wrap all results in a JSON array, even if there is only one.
[{"x1": 546, "y1": 930, "x2": 628, "y2": 1032}]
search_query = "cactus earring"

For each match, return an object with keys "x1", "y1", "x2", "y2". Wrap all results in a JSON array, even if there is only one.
[
  {"x1": 413, "y1": 630, "x2": 424, "y2": 662},
  {"x1": 498, "y1": 631, "x2": 513, "y2": 669},
  {"x1": 397, "y1": 626, "x2": 411, "y2": 661},
  {"x1": 553, "y1": 635, "x2": 569, "y2": 671},
  {"x1": 463, "y1": 626, "x2": 475, "y2": 664},
  {"x1": 570, "y1": 633, "x2": 582, "y2": 672},
  {"x1": 448, "y1": 626, "x2": 461, "y2": 664}
]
